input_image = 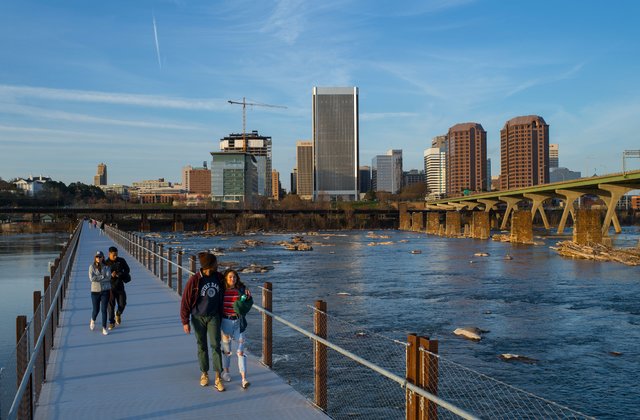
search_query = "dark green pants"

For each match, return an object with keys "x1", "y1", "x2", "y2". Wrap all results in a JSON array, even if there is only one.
[{"x1": 191, "y1": 314, "x2": 222, "y2": 374}]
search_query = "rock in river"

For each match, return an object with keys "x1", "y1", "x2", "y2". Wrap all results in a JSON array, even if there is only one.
[{"x1": 453, "y1": 327, "x2": 487, "y2": 341}]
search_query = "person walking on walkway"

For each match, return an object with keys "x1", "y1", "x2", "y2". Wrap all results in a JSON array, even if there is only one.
[
  {"x1": 220, "y1": 269, "x2": 253, "y2": 389},
  {"x1": 105, "y1": 246, "x2": 130, "y2": 330},
  {"x1": 89, "y1": 251, "x2": 111, "y2": 336},
  {"x1": 180, "y1": 252, "x2": 226, "y2": 392}
]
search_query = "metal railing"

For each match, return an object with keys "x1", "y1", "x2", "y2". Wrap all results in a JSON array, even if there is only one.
[
  {"x1": 5, "y1": 221, "x2": 83, "y2": 420},
  {"x1": 104, "y1": 226, "x2": 595, "y2": 420}
]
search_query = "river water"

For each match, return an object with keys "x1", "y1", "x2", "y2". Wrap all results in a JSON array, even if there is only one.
[{"x1": 1, "y1": 228, "x2": 639, "y2": 418}]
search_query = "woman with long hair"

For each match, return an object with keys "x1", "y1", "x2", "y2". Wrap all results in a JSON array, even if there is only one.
[
  {"x1": 220, "y1": 269, "x2": 253, "y2": 389},
  {"x1": 89, "y1": 250, "x2": 111, "y2": 335}
]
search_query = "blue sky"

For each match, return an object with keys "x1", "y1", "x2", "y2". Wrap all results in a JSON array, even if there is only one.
[{"x1": 1, "y1": 0, "x2": 640, "y2": 190}]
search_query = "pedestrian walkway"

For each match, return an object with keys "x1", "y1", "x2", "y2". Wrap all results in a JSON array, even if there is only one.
[{"x1": 35, "y1": 222, "x2": 328, "y2": 419}]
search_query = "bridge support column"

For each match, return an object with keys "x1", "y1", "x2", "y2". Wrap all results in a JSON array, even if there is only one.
[
  {"x1": 499, "y1": 197, "x2": 522, "y2": 230},
  {"x1": 172, "y1": 214, "x2": 184, "y2": 232},
  {"x1": 445, "y1": 212, "x2": 461, "y2": 237},
  {"x1": 399, "y1": 203, "x2": 411, "y2": 230},
  {"x1": 478, "y1": 199, "x2": 499, "y2": 213},
  {"x1": 471, "y1": 211, "x2": 490, "y2": 239},
  {"x1": 426, "y1": 213, "x2": 440, "y2": 234},
  {"x1": 411, "y1": 212, "x2": 424, "y2": 232},
  {"x1": 573, "y1": 209, "x2": 603, "y2": 245},
  {"x1": 140, "y1": 214, "x2": 150, "y2": 232},
  {"x1": 510, "y1": 210, "x2": 533, "y2": 244},
  {"x1": 597, "y1": 184, "x2": 634, "y2": 236},
  {"x1": 555, "y1": 189, "x2": 583, "y2": 234},
  {"x1": 524, "y1": 193, "x2": 552, "y2": 230},
  {"x1": 205, "y1": 212, "x2": 216, "y2": 232}
]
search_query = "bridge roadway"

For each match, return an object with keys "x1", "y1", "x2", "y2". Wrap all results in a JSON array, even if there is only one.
[{"x1": 34, "y1": 222, "x2": 328, "y2": 420}]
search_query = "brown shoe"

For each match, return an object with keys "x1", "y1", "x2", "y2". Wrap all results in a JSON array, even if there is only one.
[
  {"x1": 200, "y1": 372, "x2": 209, "y2": 387},
  {"x1": 214, "y1": 378, "x2": 225, "y2": 392}
]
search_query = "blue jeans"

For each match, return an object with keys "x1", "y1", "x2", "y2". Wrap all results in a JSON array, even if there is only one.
[
  {"x1": 221, "y1": 317, "x2": 246, "y2": 374},
  {"x1": 91, "y1": 291, "x2": 110, "y2": 328}
]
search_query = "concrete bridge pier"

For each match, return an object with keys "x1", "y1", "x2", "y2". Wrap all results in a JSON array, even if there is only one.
[
  {"x1": 471, "y1": 211, "x2": 490, "y2": 239},
  {"x1": 140, "y1": 213, "x2": 150, "y2": 232},
  {"x1": 172, "y1": 214, "x2": 184, "y2": 232},
  {"x1": 445, "y1": 211, "x2": 461, "y2": 237},
  {"x1": 524, "y1": 193, "x2": 552, "y2": 230},
  {"x1": 499, "y1": 197, "x2": 522, "y2": 230},
  {"x1": 555, "y1": 189, "x2": 582, "y2": 234},
  {"x1": 411, "y1": 212, "x2": 424, "y2": 232},
  {"x1": 573, "y1": 209, "x2": 603, "y2": 245},
  {"x1": 399, "y1": 203, "x2": 411, "y2": 230},
  {"x1": 426, "y1": 213, "x2": 440, "y2": 234},
  {"x1": 510, "y1": 210, "x2": 533, "y2": 244},
  {"x1": 597, "y1": 184, "x2": 634, "y2": 236}
]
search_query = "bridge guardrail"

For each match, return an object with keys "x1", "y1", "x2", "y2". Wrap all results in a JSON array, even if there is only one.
[
  {"x1": 3, "y1": 221, "x2": 83, "y2": 420},
  {"x1": 104, "y1": 225, "x2": 595, "y2": 420}
]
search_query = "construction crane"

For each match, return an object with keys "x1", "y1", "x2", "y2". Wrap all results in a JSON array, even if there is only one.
[{"x1": 227, "y1": 97, "x2": 287, "y2": 152}]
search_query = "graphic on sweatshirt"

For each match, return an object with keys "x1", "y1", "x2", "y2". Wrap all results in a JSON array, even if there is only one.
[{"x1": 201, "y1": 282, "x2": 220, "y2": 298}]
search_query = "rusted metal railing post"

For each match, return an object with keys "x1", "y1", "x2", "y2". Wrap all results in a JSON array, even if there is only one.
[
  {"x1": 33, "y1": 291, "x2": 43, "y2": 394},
  {"x1": 177, "y1": 251, "x2": 183, "y2": 295},
  {"x1": 153, "y1": 241, "x2": 158, "y2": 276},
  {"x1": 418, "y1": 337, "x2": 439, "y2": 420},
  {"x1": 189, "y1": 255, "x2": 196, "y2": 276},
  {"x1": 16, "y1": 315, "x2": 32, "y2": 419},
  {"x1": 262, "y1": 282, "x2": 273, "y2": 368},
  {"x1": 159, "y1": 244, "x2": 164, "y2": 282},
  {"x1": 167, "y1": 247, "x2": 173, "y2": 289},
  {"x1": 314, "y1": 300, "x2": 327, "y2": 412},
  {"x1": 44, "y1": 276, "x2": 53, "y2": 349},
  {"x1": 406, "y1": 333, "x2": 420, "y2": 420}
]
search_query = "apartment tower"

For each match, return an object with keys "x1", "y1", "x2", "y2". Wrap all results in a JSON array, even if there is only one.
[
  {"x1": 447, "y1": 123, "x2": 487, "y2": 195},
  {"x1": 312, "y1": 87, "x2": 359, "y2": 201},
  {"x1": 500, "y1": 115, "x2": 549, "y2": 190},
  {"x1": 424, "y1": 147, "x2": 447, "y2": 198}
]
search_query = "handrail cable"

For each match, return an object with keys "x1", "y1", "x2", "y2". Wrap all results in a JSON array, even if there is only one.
[{"x1": 105, "y1": 226, "x2": 479, "y2": 420}]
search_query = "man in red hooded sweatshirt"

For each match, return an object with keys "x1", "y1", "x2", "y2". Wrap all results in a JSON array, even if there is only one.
[{"x1": 180, "y1": 252, "x2": 225, "y2": 392}]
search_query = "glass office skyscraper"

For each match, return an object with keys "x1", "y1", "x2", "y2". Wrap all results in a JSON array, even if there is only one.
[{"x1": 312, "y1": 87, "x2": 359, "y2": 201}]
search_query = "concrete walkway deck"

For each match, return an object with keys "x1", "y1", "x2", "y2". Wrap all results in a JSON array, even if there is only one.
[{"x1": 35, "y1": 222, "x2": 327, "y2": 420}]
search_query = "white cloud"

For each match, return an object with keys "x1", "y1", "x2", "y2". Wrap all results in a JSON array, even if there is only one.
[
  {"x1": 0, "y1": 84, "x2": 227, "y2": 111},
  {"x1": 0, "y1": 103, "x2": 202, "y2": 130}
]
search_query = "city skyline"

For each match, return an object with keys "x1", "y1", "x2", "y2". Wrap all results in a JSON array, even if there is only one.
[{"x1": 1, "y1": 1, "x2": 640, "y2": 189}]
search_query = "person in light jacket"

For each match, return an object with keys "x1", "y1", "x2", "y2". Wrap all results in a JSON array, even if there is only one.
[{"x1": 89, "y1": 251, "x2": 111, "y2": 336}]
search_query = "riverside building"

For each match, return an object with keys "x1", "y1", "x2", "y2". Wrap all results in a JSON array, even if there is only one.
[
  {"x1": 447, "y1": 122, "x2": 487, "y2": 195},
  {"x1": 210, "y1": 152, "x2": 258, "y2": 205},
  {"x1": 182, "y1": 164, "x2": 211, "y2": 195},
  {"x1": 219, "y1": 131, "x2": 272, "y2": 197},
  {"x1": 424, "y1": 146, "x2": 447, "y2": 199},
  {"x1": 371, "y1": 150, "x2": 402, "y2": 194},
  {"x1": 296, "y1": 141, "x2": 313, "y2": 200},
  {"x1": 312, "y1": 87, "x2": 359, "y2": 201},
  {"x1": 500, "y1": 115, "x2": 550, "y2": 190}
]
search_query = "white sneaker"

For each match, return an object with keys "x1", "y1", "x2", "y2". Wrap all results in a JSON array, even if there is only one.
[
  {"x1": 90, "y1": 319, "x2": 95, "y2": 331},
  {"x1": 102, "y1": 328, "x2": 109, "y2": 336},
  {"x1": 222, "y1": 371, "x2": 231, "y2": 382}
]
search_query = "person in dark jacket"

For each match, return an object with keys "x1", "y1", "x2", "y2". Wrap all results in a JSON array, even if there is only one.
[
  {"x1": 220, "y1": 269, "x2": 253, "y2": 389},
  {"x1": 104, "y1": 246, "x2": 130, "y2": 330},
  {"x1": 180, "y1": 252, "x2": 225, "y2": 392}
]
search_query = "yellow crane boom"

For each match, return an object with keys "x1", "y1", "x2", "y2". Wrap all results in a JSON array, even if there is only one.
[{"x1": 227, "y1": 97, "x2": 287, "y2": 152}]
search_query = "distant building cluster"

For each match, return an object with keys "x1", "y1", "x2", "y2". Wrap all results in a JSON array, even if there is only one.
[{"x1": 81, "y1": 87, "x2": 597, "y2": 207}]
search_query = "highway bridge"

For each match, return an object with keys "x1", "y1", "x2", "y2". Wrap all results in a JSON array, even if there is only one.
[{"x1": 418, "y1": 169, "x2": 640, "y2": 235}]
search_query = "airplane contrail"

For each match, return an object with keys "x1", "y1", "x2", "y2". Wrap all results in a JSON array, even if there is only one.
[{"x1": 152, "y1": 14, "x2": 162, "y2": 69}]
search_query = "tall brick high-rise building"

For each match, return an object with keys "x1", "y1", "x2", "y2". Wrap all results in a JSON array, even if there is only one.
[
  {"x1": 500, "y1": 115, "x2": 549, "y2": 190},
  {"x1": 446, "y1": 123, "x2": 487, "y2": 195},
  {"x1": 94, "y1": 163, "x2": 107, "y2": 186}
]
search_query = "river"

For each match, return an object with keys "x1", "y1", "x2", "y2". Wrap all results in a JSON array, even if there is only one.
[{"x1": 1, "y1": 228, "x2": 639, "y2": 418}]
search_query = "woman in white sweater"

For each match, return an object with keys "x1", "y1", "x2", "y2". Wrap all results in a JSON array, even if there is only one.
[{"x1": 89, "y1": 251, "x2": 111, "y2": 335}]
